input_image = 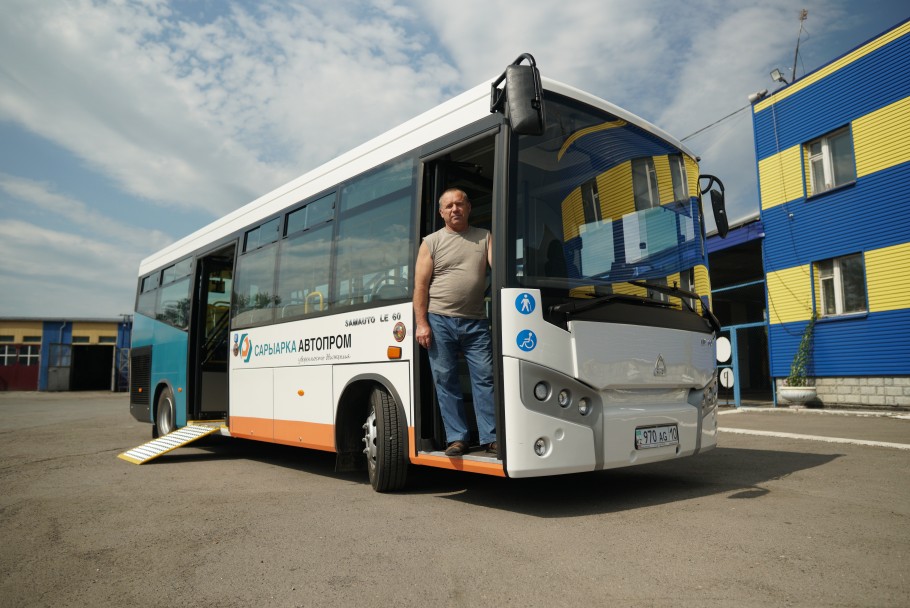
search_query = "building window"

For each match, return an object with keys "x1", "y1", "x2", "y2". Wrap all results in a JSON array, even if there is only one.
[
  {"x1": 669, "y1": 154, "x2": 688, "y2": 202},
  {"x1": 632, "y1": 157, "x2": 659, "y2": 210},
  {"x1": 18, "y1": 345, "x2": 40, "y2": 366},
  {"x1": 0, "y1": 345, "x2": 15, "y2": 366},
  {"x1": 806, "y1": 127, "x2": 856, "y2": 195},
  {"x1": 99, "y1": 336, "x2": 117, "y2": 344},
  {"x1": 0, "y1": 335, "x2": 13, "y2": 342},
  {"x1": 72, "y1": 336, "x2": 91, "y2": 344},
  {"x1": 816, "y1": 253, "x2": 866, "y2": 317}
]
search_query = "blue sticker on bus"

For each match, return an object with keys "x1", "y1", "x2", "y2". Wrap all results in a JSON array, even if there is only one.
[
  {"x1": 516, "y1": 330, "x2": 537, "y2": 352},
  {"x1": 515, "y1": 293, "x2": 536, "y2": 315}
]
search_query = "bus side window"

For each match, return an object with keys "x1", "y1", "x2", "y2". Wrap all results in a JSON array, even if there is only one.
[
  {"x1": 334, "y1": 158, "x2": 415, "y2": 309},
  {"x1": 277, "y1": 222, "x2": 333, "y2": 320}
]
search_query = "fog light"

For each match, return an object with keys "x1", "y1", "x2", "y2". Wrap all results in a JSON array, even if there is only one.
[
  {"x1": 578, "y1": 397, "x2": 591, "y2": 416},
  {"x1": 534, "y1": 437, "x2": 548, "y2": 456},
  {"x1": 557, "y1": 389, "x2": 571, "y2": 408},
  {"x1": 534, "y1": 381, "x2": 550, "y2": 401}
]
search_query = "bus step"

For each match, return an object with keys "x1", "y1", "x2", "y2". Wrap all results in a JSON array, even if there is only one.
[{"x1": 118, "y1": 423, "x2": 224, "y2": 464}]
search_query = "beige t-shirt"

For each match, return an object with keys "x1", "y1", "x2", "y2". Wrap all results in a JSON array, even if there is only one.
[{"x1": 424, "y1": 226, "x2": 490, "y2": 319}]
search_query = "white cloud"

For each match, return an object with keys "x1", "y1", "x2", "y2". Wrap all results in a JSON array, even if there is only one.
[
  {"x1": 0, "y1": 219, "x2": 139, "y2": 317},
  {"x1": 0, "y1": 174, "x2": 172, "y2": 251},
  {"x1": 0, "y1": 0, "x2": 458, "y2": 218}
]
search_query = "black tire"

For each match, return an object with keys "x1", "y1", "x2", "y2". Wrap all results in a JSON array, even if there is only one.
[
  {"x1": 362, "y1": 386, "x2": 408, "y2": 492},
  {"x1": 153, "y1": 387, "x2": 176, "y2": 438}
]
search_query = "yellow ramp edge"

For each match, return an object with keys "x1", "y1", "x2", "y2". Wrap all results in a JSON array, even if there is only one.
[{"x1": 118, "y1": 423, "x2": 223, "y2": 464}]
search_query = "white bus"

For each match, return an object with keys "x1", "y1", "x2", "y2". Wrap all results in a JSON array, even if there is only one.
[{"x1": 128, "y1": 55, "x2": 728, "y2": 491}]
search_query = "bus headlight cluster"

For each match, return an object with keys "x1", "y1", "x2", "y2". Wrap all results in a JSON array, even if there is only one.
[
  {"x1": 578, "y1": 397, "x2": 591, "y2": 416},
  {"x1": 533, "y1": 381, "x2": 593, "y2": 417},
  {"x1": 703, "y1": 375, "x2": 719, "y2": 415}
]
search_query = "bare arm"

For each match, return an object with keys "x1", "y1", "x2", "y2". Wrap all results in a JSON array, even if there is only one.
[
  {"x1": 414, "y1": 241, "x2": 433, "y2": 349},
  {"x1": 487, "y1": 232, "x2": 493, "y2": 267}
]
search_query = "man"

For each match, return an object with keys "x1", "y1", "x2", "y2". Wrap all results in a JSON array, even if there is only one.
[{"x1": 414, "y1": 188, "x2": 496, "y2": 457}]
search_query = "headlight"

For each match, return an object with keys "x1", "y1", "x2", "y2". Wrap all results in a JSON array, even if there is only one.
[
  {"x1": 534, "y1": 381, "x2": 550, "y2": 401},
  {"x1": 702, "y1": 374, "x2": 718, "y2": 415},
  {"x1": 578, "y1": 397, "x2": 591, "y2": 416},
  {"x1": 557, "y1": 389, "x2": 571, "y2": 408}
]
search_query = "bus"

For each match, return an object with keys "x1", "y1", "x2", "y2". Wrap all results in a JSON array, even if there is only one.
[{"x1": 128, "y1": 55, "x2": 728, "y2": 491}]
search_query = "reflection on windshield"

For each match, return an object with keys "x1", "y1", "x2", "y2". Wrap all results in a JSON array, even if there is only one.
[{"x1": 510, "y1": 94, "x2": 707, "y2": 299}]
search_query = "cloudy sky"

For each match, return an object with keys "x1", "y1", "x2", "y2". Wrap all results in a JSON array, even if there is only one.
[{"x1": 1, "y1": 0, "x2": 905, "y2": 318}]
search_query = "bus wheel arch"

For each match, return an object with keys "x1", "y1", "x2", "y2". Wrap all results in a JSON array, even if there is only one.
[
  {"x1": 335, "y1": 378, "x2": 408, "y2": 492},
  {"x1": 152, "y1": 383, "x2": 177, "y2": 438}
]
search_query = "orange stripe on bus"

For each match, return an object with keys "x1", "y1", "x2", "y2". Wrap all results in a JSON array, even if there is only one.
[{"x1": 229, "y1": 416, "x2": 335, "y2": 452}]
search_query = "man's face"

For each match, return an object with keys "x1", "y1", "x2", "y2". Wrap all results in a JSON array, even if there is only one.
[{"x1": 439, "y1": 191, "x2": 471, "y2": 232}]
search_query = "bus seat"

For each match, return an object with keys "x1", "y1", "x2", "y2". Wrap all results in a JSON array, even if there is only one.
[
  {"x1": 281, "y1": 304, "x2": 309, "y2": 318},
  {"x1": 374, "y1": 284, "x2": 408, "y2": 301}
]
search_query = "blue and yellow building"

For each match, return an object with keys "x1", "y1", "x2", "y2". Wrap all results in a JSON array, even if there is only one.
[{"x1": 752, "y1": 18, "x2": 910, "y2": 407}]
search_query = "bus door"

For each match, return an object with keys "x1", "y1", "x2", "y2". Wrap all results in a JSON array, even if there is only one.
[
  {"x1": 189, "y1": 243, "x2": 236, "y2": 421},
  {"x1": 416, "y1": 129, "x2": 499, "y2": 453}
]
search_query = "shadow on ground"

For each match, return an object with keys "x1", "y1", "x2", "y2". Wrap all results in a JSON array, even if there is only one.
[{"x1": 146, "y1": 436, "x2": 840, "y2": 518}]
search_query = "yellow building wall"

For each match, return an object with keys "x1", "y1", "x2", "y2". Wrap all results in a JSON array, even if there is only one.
[
  {"x1": 0, "y1": 321, "x2": 43, "y2": 343},
  {"x1": 767, "y1": 265, "x2": 814, "y2": 324},
  {"x1": 72, "y1": 322, "x2": 119, "y2": 344},
  {"x1": 596, "y1": 161, "x2": 634, "y2": 220},
  {"x1": 853, "y1": 96, "x2": 910, "y2": 178},
  {"x1": 560, "y1": 187, "x2": 585, "y2": 240},
  {"x1": 652, "y1": 156, "x2": 674, "y2": 204},
  {"x1": 758, "y1": 145, "x2": 803, "y2": 210},
  {"x1": 865, "y1": 242, "x2": 910, "y2": 313}
]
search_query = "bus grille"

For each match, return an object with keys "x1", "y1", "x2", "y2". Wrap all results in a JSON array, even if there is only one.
[{"x1": 130, "y1": 346, "x2": 152, "y2": 407}]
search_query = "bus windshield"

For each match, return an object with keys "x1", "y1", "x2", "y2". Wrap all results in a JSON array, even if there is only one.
[{"x1": 509, "y1": 93, "x2": 706, "y2": 298}]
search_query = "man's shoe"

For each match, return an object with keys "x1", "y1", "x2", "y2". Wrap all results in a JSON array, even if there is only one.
[
  {"x1": 444, "y1": 441, "x2": 467, "y2": 457},
  {"x1": 485, "y1": 442, "x2": 498, "y2": 455}
]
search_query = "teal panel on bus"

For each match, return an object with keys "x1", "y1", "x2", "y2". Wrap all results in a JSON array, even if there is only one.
[{"x1": 132, "y1": 314, "x2": 189, "y2": 426}]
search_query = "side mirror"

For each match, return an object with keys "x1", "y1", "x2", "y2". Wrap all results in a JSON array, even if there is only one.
[
  {"x1": 490, "y1": 53, "x2": 545, "y2": 136},
  {"x1": 711, "y1": 190, "x2": 729, "y2": 238},
  {"x1": 700, "y1": 174, "x2": 729, "y2": 238}
]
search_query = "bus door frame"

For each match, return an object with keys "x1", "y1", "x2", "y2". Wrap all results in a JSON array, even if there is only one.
[
  {"x1": 188, "y1": 241, "x2": 238, "y2": 421},
  {"x1": 413, "y1": 115, "x2": 507, "y2": 454}
]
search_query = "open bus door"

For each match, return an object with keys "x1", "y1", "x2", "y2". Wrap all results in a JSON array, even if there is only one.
[
  {"x1": 189, "y1": 243, "x2": 236, "y2": 422},
  {"x1": 416, "y1": 129, "x2": 499, "y2": 455}
]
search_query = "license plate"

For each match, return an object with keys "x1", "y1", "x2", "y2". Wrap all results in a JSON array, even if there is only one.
[{"x1": 635, "y1": 424, "x2": 679, "y2": 449}]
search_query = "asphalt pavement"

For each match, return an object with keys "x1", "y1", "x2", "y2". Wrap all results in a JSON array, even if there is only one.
[
  {"x1": 718, "y1": 406, "x2": 910, "y2": 448},
  {"x1": 2, "y1": 391, "x2": 909, "y2": 607}
]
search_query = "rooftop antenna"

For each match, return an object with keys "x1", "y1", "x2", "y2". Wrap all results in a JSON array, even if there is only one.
[{"x1": 791, "y1": 9, "x2": 809, "y2": 82}]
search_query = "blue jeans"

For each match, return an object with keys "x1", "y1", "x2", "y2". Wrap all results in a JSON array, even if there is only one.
[{"x1": 427, "y1": 313, "x2": 496, "y2": 445}]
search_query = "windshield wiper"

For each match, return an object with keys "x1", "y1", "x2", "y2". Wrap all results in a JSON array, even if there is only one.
[
  {"x1": 627, "y1": 280, "x2": 721, "y2": 334},
  {"x1": 549, "y1": 292, "x2": 670, "y2": 316}
]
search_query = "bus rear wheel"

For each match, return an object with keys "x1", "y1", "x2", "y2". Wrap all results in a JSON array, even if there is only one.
[
  {"x1": 154, "y1": 387, "x2": 176, "y2": 438},
  {"x1": 362, "y1": 386, "x2": 407, "y2": 492}
]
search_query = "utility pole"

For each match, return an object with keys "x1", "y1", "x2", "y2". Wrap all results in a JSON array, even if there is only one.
[{"x1": 791, "y1": 9, "x2": 809, "y2": 82}]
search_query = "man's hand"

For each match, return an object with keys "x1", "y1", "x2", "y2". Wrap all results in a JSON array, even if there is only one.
[{"x1": 416, "y1": 322, "x2": 432, "y2": 349}]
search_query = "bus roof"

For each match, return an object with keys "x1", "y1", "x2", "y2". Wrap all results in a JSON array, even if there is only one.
[{"x1": 138, "y1": 77, "x2": 694, "y2": 275}]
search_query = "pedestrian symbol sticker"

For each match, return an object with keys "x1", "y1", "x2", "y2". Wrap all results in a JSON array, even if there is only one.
[
  {"x1": 516, "y1": 293, "x2": 535, "y2": 315},
  {"x1": 517, "y1": 330, "x2": 537, "y2": 352}
]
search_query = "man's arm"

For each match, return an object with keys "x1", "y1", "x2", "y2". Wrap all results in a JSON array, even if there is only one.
[
  {"x1": 487, "y1": 232, "x2": 493, "y2": 267},
  {"x1": 414, "y1": 241, "x2": 433, "y2": 349}
]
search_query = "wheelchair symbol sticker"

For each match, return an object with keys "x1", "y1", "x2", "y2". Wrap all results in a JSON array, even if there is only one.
[
  {"x1": 516, "y1": 330, "x2": 537, "y2": 352},
  {"x1": 515, "y1": 293, "x2": 535, "y2": 315}
]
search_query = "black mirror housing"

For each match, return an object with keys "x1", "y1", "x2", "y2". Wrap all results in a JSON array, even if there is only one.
[
  {"x1": 491, "y1": 54, "x2": 545, "y2": 136},
  {"x1": 711, "y1": 189, "x2": 729, "y2": 238}
]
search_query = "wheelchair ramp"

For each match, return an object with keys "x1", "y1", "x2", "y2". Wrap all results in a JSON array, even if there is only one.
[{"x1": 118, "y1": 423, "x2": 224, "y2": 464}]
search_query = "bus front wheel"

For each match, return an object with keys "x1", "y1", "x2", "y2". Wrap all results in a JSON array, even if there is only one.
[
  {"x1": 362, "y1": 386, "x2": 407, "y2": 492},
  {"x1": 153, "y1": 387, "x2": 176, "y2": 438}
]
